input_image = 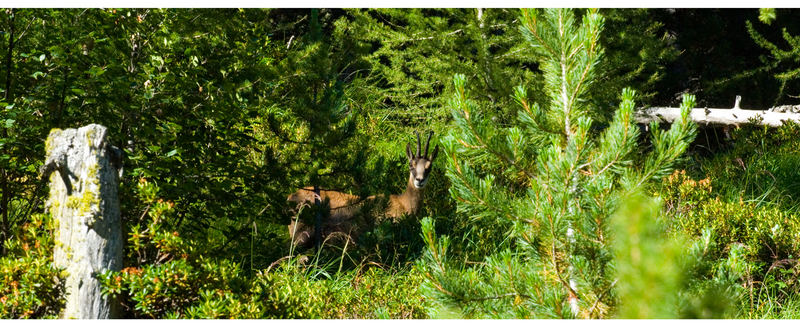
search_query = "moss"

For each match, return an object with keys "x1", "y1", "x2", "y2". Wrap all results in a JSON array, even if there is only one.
[
  {"x1": 79, "y1": 190, "x2": 99, "y2": 215},
  {"x1": 66, "y1": 195, "x2": 81, "y2": 209},
  {"x1": 86, "y1": 127, "x2": 99, "y2": 154},
  {"x1": 44, "y1": 128, "x2": 62, "y2": 155},
  {"x1": 49, "y1": 199, "x2": 60, "y2": 215},
  {"x1": 87, "y1": 163, "x2": 99, "y2": 183},
  {"x1": 47, "y1": 172, "x2": 63, "y2": 210},
  {"x1": 52, "y1": 160, "x2": 103, "y2": 228},
  {"x1": 48, "y1": 176, "x2": 60, "y2": 213},
  {"x1": 64, "y1": 180, "x2": 99, "y2": 217},
  {"x1": 86, "y1": 128, "x2": 96, "y2": 144},
  {"x1": 65, "y1": 189, "x2": 98, "y2": 214},
  {"x1": 84, "y1": 164, "x2": 102, "y2": 221},
  {"x1": 44, "y1": 138, "x2": 52, "y2": 156}
]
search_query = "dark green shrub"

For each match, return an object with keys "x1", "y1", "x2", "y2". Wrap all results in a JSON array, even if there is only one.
[{"x1": 100, "y1": 178, "x2": 427, "y2": 318}]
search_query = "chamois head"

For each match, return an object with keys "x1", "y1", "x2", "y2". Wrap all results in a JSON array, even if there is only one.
[{"x1": 406, "y1": 131, "x2": 439, "y2": 189}]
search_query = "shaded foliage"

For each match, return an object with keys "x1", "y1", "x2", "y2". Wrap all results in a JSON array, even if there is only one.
[{"x1": 3, "y1": 8, "x2": 800, "y2": 319}]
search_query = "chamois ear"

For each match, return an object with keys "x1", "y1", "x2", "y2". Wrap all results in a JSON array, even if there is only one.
[
  {"x1": 406, "y1": 142, "x2": 413, "y2": 161},
  {"x1": 430, "y1": 144, "x2": 439, "y2": 162}
]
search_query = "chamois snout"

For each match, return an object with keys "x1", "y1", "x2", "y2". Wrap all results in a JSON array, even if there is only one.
[
  {"x1": 411, "y1": 162, "x2": 431, "y2": 188},
  {"x1": 413, "y1": 177, "x2": 427, "y2": 188}
]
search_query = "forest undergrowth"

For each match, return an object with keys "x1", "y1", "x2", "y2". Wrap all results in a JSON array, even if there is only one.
[
  {"x1": 6, "y1": 122, "x2": 800, "y2": 318},
  {"x1": 3, "y1": 8, "x2": 800, "y2": 319}
]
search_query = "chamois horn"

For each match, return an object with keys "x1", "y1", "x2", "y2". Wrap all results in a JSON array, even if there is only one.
[
  {"x1": 415, "y1": 131, "x2": 421, "y2": 157},
  {"x1": 424, "y1": 131, "x2": 433, "y2": 158}
]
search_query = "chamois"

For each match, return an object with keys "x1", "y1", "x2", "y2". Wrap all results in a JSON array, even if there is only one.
[{"x1": 287, "y1": 131, "x2": 439, "y2": 248}]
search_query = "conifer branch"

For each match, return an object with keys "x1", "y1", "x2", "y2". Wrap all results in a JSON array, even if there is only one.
[
  {"x1": 422, "y1": 9, "x2": 696, "y2": 318},
  {"x1": 461, "y1": 292, "x2": 532, "y2": 303},
  {"x1": 403, "y1": 29, "x2": 463, "y2": 42},
  {"x1": 588, "y1": 278, "x2": 617, "y2": 317}
]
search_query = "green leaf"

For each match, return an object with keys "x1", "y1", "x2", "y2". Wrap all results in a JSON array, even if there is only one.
[
  {"x1": 759, "y1": 8, "x2": 776, "y2": 25},
  {"x1": 4, "y1": 119, "x2": 14, "y2": 128},
  {"x1": 88, "y1": 66, "x2": 106, "y2": 77},
  {"x1": 165, "y1": 149, "x2": 178, "y2": 157}
]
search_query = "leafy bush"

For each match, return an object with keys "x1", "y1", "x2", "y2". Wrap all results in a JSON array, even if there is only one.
[
  {"x1": 99, "y1": 178, "x2": 427, "y2": 318},
  {"x1": 659, "y1": 169, "x2": 800, "y2": 318},
  {"x1": 101, "y1": 258, "x2": 428, "y2": 318},
  {"x1": 254, "y1": 263, "x2": 428, "y2": 319},
  {"x1": 0, "y1": 213, "x2": 65, "y2": 318},
  {"x1": 100, "y1": 258, "x2": 254, "y2": 318}
]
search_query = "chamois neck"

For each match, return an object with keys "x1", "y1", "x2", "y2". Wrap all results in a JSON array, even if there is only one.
[{"x1": 401, "y1": 173, "x2": 423, "y2": 214}]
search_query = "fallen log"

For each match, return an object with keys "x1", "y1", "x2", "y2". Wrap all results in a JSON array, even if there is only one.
[{"x1": 635, "y1": 96, "x2": 800, "y2": 127}]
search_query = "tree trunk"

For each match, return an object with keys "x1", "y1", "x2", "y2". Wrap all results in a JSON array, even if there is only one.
[
  {"x1": 636, "y1": 104, "x2": 800, "y2": 127},
  {"x1": 44, "y1": 124, "x2": 123, "y2": 319}
]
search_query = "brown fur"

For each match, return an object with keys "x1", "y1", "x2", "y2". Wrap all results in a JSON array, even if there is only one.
[
  {"x1": 286, "y1": 188, "x2": 368, "y2": 247},
  {"x1": 286, "y1": 175, "x2": 423, "y2": 247},
  {"x1": 287, "y1": 131, "x2": 438, "y2": 248}
]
